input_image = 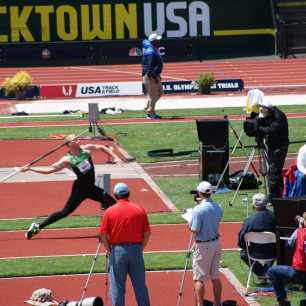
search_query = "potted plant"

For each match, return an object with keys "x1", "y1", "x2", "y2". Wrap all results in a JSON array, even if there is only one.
[
  {"x1": 1, "y1": 71, "x2": 32, "y2": 99},
  {"x1": 195, "y1": 72, "x2": 215, "y2": 94}
]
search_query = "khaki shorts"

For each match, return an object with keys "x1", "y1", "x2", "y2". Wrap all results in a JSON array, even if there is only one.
[{"x1": 192, "y1": 240, "x2": 221, "y2": 281}]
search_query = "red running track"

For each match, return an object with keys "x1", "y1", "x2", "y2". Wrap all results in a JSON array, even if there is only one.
[
  {"x1": 0, "y1": 223, "x2": 240, "y2": 258},
  {"x1": 0, "y1": 271, "x2": 248, "y2": 306},
  {"x1": 0, "y1": 178, "x2": 170, "y2": 219},
  {"x1": 0, "y1": 58, "x2": 306, "y2": 90}
]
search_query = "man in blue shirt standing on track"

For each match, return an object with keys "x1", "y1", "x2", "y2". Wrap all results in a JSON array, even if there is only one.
[
  {"x1": 190, "y1": 181, "x2": 223, "y2": 306},
  {"x1": 142, "y1": 33, "x2": 163, "y2": 120}
]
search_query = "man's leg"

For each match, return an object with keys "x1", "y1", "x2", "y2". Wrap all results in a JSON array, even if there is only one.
[
  {"x1": 212, "y1": 279, "x2": 222, "y2": 306},
  {"x1": 109, "y1": 246, "x2": 128, "y2": 306},
  {"x1": 268, "y1": 265, "x2": 295, "y2": 303},
  {"x1": 39, "y1": 186, "x2": 85, "y2": 229},
  {"x1": 26, "y1": 185, "x2": 85, "y2": 239},
  {"x1": 150, "y1": 77, "x2": 162, "y2": 113},
  {"x1": 268, "y1": 147, "x2": 287, "y2": 199},
  {"x1": 194, "y1": 280, "x2": 205, "y2": 306},
  {"x1": 142, "y1": 75, "x2": 150, "y2": 112},
  {"x1": 193, "y1": 242, "x2": 216, "y2": 305},
  {"x1": 210, "y1": 242, "x2": 222, "y2": 306},
  {"x1": 146, "y1": 77, "x2": 162, "y2": 116},
  {"x1": 128, "y1": 245, "x2": 150, "y2": 306}
]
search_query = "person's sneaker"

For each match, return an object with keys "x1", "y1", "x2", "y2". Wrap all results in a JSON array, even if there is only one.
[
  {"x1": 146, "y1": 114, "x2": 161, "y2": 119},
  {"x1": 25, "y1": 223, "x2": 40, "y2": 240}
]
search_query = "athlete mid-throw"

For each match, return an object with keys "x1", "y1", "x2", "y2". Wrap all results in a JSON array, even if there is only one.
[{"x1": 21, "y1": 134, "x2": 122, "y2": 240}]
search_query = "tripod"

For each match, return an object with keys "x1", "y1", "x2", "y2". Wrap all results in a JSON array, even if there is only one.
[
  {"x1": 215, "y1": 118, "x2": 260, "y2": 190},
  {"x1": 88, "y1": 103, "x2": 113, "y2": 141},
  {"x1": 229, "y1": 138, "x2": 269, "y2": 206}
]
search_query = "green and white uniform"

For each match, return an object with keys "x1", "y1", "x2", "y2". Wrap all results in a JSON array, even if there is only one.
[{"x1": 38, "y1": 148, "x2": 116, "y2": 230}]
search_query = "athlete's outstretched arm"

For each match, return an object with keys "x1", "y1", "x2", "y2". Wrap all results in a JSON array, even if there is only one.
[{"x1": 20, "y1": 157, "x2": 70, "y2": 174}]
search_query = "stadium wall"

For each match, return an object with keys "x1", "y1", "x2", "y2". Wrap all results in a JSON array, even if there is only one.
[{"x1": 0, "y1": 0, "x2": 275, "y2": 66}]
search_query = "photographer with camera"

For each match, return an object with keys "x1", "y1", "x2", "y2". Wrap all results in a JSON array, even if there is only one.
[
  {"x1": 244, "y1": 89, "x2": 289, "y2": 200},
  {"x1": 268, "y1": 212, "x2": 306, "y2": 306},
  {"x1": 189, "y1": 181, "x2": 223, "y2": 306}
]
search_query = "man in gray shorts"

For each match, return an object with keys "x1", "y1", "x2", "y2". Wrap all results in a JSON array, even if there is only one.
[{"x1": 189, "y1": 181, "x2": 223, "y2": 306}]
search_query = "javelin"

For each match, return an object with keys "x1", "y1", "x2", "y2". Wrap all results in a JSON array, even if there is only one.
[{"x1": 0, "y1": 129, "x2": 88, "y2": 183}]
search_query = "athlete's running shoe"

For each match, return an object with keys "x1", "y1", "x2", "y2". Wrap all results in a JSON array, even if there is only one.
[{"x1": 25, "y1": 223, "x2": 40, "y2": 240}]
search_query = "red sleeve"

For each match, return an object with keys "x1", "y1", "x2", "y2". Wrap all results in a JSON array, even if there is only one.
[{"x1": 100, "y1": 212, "x2": 109, "y2": 234}]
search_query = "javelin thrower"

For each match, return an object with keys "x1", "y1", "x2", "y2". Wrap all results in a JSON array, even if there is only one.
[{"x1": 20, "y1": 134, "x2": 122, "y2": 239}]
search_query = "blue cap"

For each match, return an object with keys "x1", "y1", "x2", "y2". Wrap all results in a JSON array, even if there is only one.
[{"x1": 113, "y1": 182, "x2": 129, "y2": 196}]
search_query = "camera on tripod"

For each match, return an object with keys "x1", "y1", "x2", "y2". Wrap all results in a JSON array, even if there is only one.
[
  {"x1": 243, "y1": 117, "x2": 258, "y2": 137},
  {"x1": 243, "y1": 116, "x2": 266, "y2": 150}
]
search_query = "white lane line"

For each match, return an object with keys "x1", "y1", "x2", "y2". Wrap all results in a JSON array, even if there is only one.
[{"x1": 67, "y1": 66, "x2": 188, "y2": 81}]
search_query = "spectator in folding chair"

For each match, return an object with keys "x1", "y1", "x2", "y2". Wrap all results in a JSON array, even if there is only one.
[
  {"x1": 268, "y1": 212, "x2": 306, "y2": 306},
  {"x1": 238, "y1": 193, "x2": 276, "y2": 282}
]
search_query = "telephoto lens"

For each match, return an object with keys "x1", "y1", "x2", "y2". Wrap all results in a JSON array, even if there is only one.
[{"x1": 59, "y1": 297, "x2": 103, "y2": 306}]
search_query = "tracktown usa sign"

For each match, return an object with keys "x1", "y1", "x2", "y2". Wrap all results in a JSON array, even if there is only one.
[{"x1": 0, "y1": 1, "x2": 210, "y2": 42}]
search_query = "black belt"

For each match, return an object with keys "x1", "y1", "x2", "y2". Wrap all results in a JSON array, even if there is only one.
[
  {"x1": 196, "y1": 235, "x2": 219, "y2": 243},
  {"x1": 112, "y1": 242, "x2": 142, "y2": 246}
]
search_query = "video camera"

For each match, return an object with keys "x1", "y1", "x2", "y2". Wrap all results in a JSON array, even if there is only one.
[
  {"x1": 243, "y1": 114, "x2": 266, "y2": 149},
  {"x1": 243, "y1": 117, "x2": 258, "y2": 137},
  {"x1": 190, "y1": 190, "x2": 201, "y2": 203},
  {"x1": 59, "y1": 296, "x2": 103, "y2": 306}
]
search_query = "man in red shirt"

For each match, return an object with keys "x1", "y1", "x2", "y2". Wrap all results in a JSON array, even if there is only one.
[
  {"x1": 268, "y1": 212, "x2": 306, "y2": 306},
  {"x1": 100, "y1": 182, "x2": 151, "y2": 306}
]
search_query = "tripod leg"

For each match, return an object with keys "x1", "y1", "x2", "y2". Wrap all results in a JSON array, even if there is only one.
[
  {"x1": 229, "y1": 147, "x2": 256, "y2": 206},
  {"x1": 216, "y1": 128, "x2": 244, "y2": 190},
  {"x1": 176, "y1": 233, "x2": 194, "y2": 306},
  {"x1": 259, "y1": 147, "x2": 269, "y2": 200},
  {"x1": 228, "y1": 121, "x2": 260, "y2": 178},
  {"x1": 80, "y1": 241, "x2": 101, "y2": 302}
]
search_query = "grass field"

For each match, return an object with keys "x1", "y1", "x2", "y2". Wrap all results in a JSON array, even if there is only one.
[{"x1": 1, "y1": 105, "x2": 305, "y2": 306}]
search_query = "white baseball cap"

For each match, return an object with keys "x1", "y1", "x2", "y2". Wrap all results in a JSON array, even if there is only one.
[
  {"x1": 148, "y1": 33, "x2": 162, "y2": 42},
  {"x1": 196, "y1": 181, "x2": 212, "y2": 194}
]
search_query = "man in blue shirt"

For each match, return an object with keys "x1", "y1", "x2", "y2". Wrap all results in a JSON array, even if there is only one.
[
  {"x1": 238, "y1": 193, "x2": 276, "y2": 280},
  {"x1": 189, "y1": 181, "x2": 223, "y2": 306},
  {"x1": 142, "y1": 33, "x2": 163, "y2": 119}
]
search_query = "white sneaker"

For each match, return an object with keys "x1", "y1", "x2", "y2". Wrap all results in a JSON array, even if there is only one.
[{"x1": 25, "y1": 223, "x2": 40, "y2": 240}]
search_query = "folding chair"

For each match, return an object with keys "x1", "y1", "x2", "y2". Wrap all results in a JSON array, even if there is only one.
[{"x1": 244, "y1": 231, "x2": 277, "y2": 295}]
